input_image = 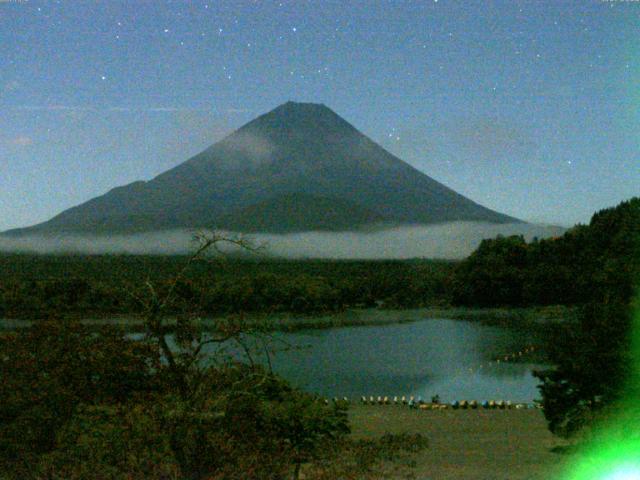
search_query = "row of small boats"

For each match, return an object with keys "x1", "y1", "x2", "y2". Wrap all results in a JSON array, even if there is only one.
[{"x1": 324, "y1": 396, "x2": 541, "y2": 410}]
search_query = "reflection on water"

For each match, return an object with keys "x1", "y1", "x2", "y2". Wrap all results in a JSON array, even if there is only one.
[{"x1": 201, "y1": 318, "x2": 546, "y2": 402}]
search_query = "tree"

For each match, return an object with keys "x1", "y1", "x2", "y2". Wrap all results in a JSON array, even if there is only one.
[
  {"x1": 0, "y1": 232, "x2": 351, "y2": 480},
  {"x1": 533, "y1": 298, "x2": 634, "y2": 438},
  {"x1": 532, "y1": 198, "x2": 640, "y2": 438},
  {"x1": 132, "y1": 232, "x2": 351, "y2": 479},
  {"x1": 451, "y1": 235, "x2": 528, "y2": 306},
  {"x1": 0, "y1": 320, "x2": 159, "y2": 477}
]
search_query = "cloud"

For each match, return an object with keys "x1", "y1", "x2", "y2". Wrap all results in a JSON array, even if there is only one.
[
  {"x1": 7, "y1": 105, "x2": 249, "y2": 115},
  {"x1": 0, "y1": 135, "x2": 33, "y2": 147},
  {"x1": 218, "y1": 131, "x2": 275, "y2": 168},
  {"x1": 0, "y1": 222, "x2": 564, "y2": 258},
  {"x1": 11, "y1": 135, "x2": 33, "y2": 146},
  {"x1": 254, "y1": 222, "x2": 563, "y2": 259},
  {"x1": 9, "y1": 105, "x2": 94, "y2": 112},
  {"x1": 3, "y1": 80, "x2": 20, "y2": 94}
]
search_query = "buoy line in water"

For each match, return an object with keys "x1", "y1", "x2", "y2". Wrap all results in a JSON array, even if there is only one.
[{"x1": 448, "y1": 344, "x2": 540, "y2": 379}]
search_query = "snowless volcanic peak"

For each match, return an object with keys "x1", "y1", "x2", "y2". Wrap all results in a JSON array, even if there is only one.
[{"x1": 4, "y1": 102, "x2": 519, "y2": 236}]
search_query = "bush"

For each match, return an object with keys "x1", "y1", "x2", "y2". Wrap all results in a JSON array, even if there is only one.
[
  {"x1": 0, "y1": 319, "x2": 351, "y2": 480},
  {"x1": 0, "y1": 320, "x2": 159, "y2": 477}
]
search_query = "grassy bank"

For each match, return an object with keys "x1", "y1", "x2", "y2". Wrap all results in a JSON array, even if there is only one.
[{"x1": 347, "y1": 404, "x2": 571, "y2": 479}]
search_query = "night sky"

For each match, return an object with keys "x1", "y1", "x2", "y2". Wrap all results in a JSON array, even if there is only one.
[{"x1": 1, "y1": 0, "x2": 638, "y2": 231}]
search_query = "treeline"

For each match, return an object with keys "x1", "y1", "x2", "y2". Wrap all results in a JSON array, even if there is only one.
[
  {"x1": 451, "y1": 197, "x2": 640, "y2": 307},
  {"x1": 0, "y1": 257, "x2": 455, "y2": 319},
  {"x1": 448, "y1": 197, "x2": 640, "y2": 439}
]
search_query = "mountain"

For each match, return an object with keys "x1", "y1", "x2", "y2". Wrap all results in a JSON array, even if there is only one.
[{"x1": 4, "y1": 101, "x2": 519, "y2": 236}]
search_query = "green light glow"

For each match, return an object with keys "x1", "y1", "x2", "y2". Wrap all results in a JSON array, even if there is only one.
[
  {"x1": 564, "y1": 439, "x2": 640, "y2": 480},
  {"x1": 561, "y1": 297, "x2": 640, "y2": 480},
  {"x1": 604, "y1": 466, "x2": 640, "y2": 480}
]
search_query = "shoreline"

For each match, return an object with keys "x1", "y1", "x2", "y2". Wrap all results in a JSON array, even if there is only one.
[{"x1": 0, "y1": 305, "x2": 576, "y2": 333}]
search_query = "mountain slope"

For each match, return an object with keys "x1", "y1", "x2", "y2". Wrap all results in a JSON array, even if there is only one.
[
  {"x1": 5, "y1": 101, "x2": 519, "y2": 235},
  {"x1": 216, "y1": 193, "x2": 388, "y2": 233}
]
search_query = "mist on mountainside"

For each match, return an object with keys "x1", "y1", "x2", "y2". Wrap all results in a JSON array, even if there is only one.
[{"x1": 0, "y1": 222, "x2": 563, "y2": 259}]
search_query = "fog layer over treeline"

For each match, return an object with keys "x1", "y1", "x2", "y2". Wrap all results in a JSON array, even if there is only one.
[{"x1": 0, "y1": 222, "x2": 564, "y2": 259}]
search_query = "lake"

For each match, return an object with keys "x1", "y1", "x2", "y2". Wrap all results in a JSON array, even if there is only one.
[
  {"x1": 199, "y1": 317, "x2": 546, "y2": 403},
  {"x1": 2, "y1": 313, "x2": 547, "y2": 402}
]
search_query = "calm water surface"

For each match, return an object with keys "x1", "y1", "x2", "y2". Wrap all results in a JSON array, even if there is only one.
[{"x1": 203, "y1": 318, "x2": 545, "y2": 402}]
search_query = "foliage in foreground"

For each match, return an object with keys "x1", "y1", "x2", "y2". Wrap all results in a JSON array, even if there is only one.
[
  {"x1": 533, "y1": 299, "x2": 635, "y2": 438},
  {"x1": 530, "y1": 198, "x2": 640, "y2": 438},
  {"x1": 0, "y1": 319, "x2": 353, "y2": 479},
  {"x1": 0, "y1": 319, "x2": 427, "y2": 479}
]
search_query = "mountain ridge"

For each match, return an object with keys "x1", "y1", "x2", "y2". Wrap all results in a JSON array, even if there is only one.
[{"x1": 4, "y1": 101, "x2": 520, "y2": 236}]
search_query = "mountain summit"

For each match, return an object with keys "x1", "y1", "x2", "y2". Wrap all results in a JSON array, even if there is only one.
[{"x1": 6, "y1": 102, "x2": 518, "y2": 235}]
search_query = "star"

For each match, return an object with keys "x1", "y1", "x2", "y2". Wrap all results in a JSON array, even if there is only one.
[
  {"x1": 292, "y1": 27, "x2": 297, "y2": 32},
  {"x1": 164, "y1": 28, "x2": 169, "y2": 33},
  {"x1": 100, "y1": 75, "x2": 107, "y2": 81}
]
